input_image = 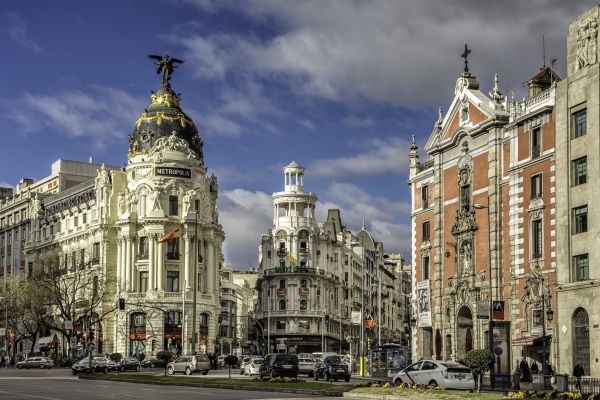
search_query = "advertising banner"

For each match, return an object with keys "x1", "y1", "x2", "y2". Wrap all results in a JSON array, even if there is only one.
[
  {"x1": 492, "y1": 321, "x2": 511, "y2": 376},
  {"x1": 417, "y1": 280, "x2": 431, "y2": 327}
]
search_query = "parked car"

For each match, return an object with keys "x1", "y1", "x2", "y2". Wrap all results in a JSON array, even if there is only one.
[
  {"x1": 60, "y1": 357, "x2": 82, "y2": 368},
  {"x1": 141, "y1": 356, "x2": 167, "y2": 368},
  {"x1": 71, "y1": 357, "x2": 109, "y2": 375},
  {"x1": 314, "y1": 355, "x2": 350, "y2": 382},
  {"x1": 107, "y1": 359, "x2": 120, "y2": 372},
  {"x1": 259, "y1": 353, "x2": 299, "y2": 378},
  {"x1": 392, "y1": 360, "x2": 475, "y2": 390},
  {"x1": 119, "y1": 357, "x2": 141, "y2": 372},
  {"x1": 243, "y1": 357, "x2": 264, "y2": 376},
  {"x1": 239, "y1": 356, "x2": 252, "y2": 374},
  {"x1": 16, "y1": 357, "x2": 54, "y2": 369},
  {"x1": 298, "y1": 356, "x2": 317, "y2": 377},
  {"x1": 217, "y1": 355, "x2": 226, "y2": 368},
  {"x1": 166, "y1": 354, "x2": 210, "y2": 375}
]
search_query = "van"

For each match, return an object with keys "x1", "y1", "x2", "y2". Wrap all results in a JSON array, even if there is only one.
[{"x1": 166, "y1": 354, "x2": 210, "y2": 375}]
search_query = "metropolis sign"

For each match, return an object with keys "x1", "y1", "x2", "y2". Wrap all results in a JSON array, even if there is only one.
[{"x1": 155, "y1": 167, "x2": 191, "y2": 178}]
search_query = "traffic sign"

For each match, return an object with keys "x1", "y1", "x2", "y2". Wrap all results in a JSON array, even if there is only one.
[{"x1": 86, "y1": 343, "x2": 96, "y2": 352}]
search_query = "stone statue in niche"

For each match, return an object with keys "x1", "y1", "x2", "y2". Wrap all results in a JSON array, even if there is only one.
[
  {"x1": 127, "y1": 190, "x2": 138, "y2": 213},
  {"x1": 576, "y1": 17, "x2": 599, "y2": 71},
  {"x1": 461, "y1": 240, "x2": 472, "y2": 277},
  {"x1": 117, "y1": 192, "x2": 127, "y2": 215},
  {"x1": 30, "y1": 193, "x2": 43, "y2": 215},
  {"x1": 182, "y1": 190, "x2": 195, "y2": 214},
  {"x1": 96, "y1": 164, "x2": 110, "y2": 188},
  {"x1": 150, "y1": 187, "x2": 163, "y2": 211}
]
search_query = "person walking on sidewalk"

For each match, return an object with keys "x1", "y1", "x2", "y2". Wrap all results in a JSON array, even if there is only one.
[{"x1": 574, "y1": 363, "x2": 585, "y2": 391}]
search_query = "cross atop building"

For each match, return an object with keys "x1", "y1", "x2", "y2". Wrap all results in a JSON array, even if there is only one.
[{"x1": 462, "y1": 44, "x2": 472, "y2": 73}]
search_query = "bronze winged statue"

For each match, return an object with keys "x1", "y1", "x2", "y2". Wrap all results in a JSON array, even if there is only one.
[{"x1": 147, "y1": 54, "x2": 184, "y2": 85}]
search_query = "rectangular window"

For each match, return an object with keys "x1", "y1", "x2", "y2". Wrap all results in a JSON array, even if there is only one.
[
  {"x1": 572, "y1": 156, "x2": 588, "y2": 186},
  {"x1": 531, "y1": 219, "x2": 542, "y2": 259},
  {"x1": 166, "y1": 271, "x2": 180, "y2": 292},
  {"x1": 573, "y1": 205, "x2": 588, "y2": 234},
  {"x1": 531, "y1": 127, "x2": 541, "y2": 159},
  {"x1": 276, "y1": 320, "x2": 286, "y2": 330},
  {"x1": 167, "y1": 239, "x2": 179, "y2": 259},
  {"x1": 139, "y1": 237, "x2": 148, "y2": 258},
  {"x1": 74, "y1": 216, "x2": 78, "y2": 227},
  {"x1": 422, "y1": 255, "x2": 430, "y2": 280},
  {"x1": 82, "y1": 213, "x2": 87, "y2": 224},
  {"x1": 574, "y1": 254, "x2": 589, "y2": 281},
  {"x1": 92, "y1": 242, "x2": 100, "y2": 262},
  {"x1": 573, "y1": 109, "x2": 587, "y2": 138},
  {"x1": 139, "y1": 271, "x2": 148, "y2": 292},
  {"x1": 80, "y1": 249, "x2": 85, "y2": 268},
  {"x1": 169, "y1": 196, "x2": 178, "y2": 216},
  {"x1": 421, "y1": 185, "x2": 429, "y2": 209},
  {"x1": 422, "y1": 221, "x2": 430, "y2": 241},
  {"x1": 531, "y1": 174, "x2": 542, "y2": 198}
]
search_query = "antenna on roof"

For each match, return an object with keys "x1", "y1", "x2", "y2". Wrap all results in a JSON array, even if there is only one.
[{"x1": 542, "y1": 35, "x2": 546, "y2": 68}]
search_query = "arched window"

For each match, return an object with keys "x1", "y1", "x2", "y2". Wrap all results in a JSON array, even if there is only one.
[
  {"x1": 279, "y1": 300, "x2": 286, "y2": 310},
  {"x1": 300, "y1": 300, "x2": 307, "y2": 310},
  {"x1": 573, "y1": 308, "x2": 590, "y2": 375},
  {"x1": 279, "y1": 279, "x2": 286, "y2": 289},
  {"x1": 200, "y1": 313, "x2": 209, "y2": 328}
]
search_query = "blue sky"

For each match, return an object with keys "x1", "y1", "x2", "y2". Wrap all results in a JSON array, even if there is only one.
[{"x1": 0, "y1": 0, "x2": 596, "y2": 268}]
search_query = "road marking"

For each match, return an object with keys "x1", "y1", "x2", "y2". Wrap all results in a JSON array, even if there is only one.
[{"x1": 0, "y1": 389, "x2": 65, "y2": 400}]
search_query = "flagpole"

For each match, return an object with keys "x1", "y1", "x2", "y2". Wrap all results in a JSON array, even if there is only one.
[{"x1": 191, "y1": 210, "x2": 198, "y2": 354}]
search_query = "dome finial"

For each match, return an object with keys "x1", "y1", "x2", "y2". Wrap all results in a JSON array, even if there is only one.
[{"x1": 147, "y1": 54, "x2": 185, "y2": 86}]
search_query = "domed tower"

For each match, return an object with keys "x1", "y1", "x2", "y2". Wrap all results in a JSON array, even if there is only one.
[
  {"x1": 115, "y1": 56, "x2": 223, "y2": 357},
  {"x1": 272, "y1": 161, "x2": 317, "y2": 231}
]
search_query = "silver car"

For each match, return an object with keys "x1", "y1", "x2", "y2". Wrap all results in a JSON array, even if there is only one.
[
  {"x1": 392, "y1": 360, "x2": 475, "y2": 390},
  {"x1": 16, "y1": 357, "x2": 54, "y2": 369},
  {"x1": 167, "y1": 354, "x2": 210, "y2": 375}
]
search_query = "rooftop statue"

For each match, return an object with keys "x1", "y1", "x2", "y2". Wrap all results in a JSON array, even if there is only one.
[{"x1": 147, "y1": 54, "x2": 184, "y2": 85}]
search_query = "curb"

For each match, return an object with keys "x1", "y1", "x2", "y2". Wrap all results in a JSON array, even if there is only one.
[{"x1": 78, "y1": 375, "x2": 344, "y2": 397}]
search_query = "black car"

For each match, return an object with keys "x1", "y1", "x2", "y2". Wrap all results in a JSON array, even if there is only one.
[
  {"x1": 141, "y1": 356, "x2": 167, "y2": 368},
  {"x1": 314, "y1": 355, "x2": 350, "y2": 382},
  {"x1": 71, "y1": 357, "x2": 109, "y2": 375},
  {"x1": 259, "y1": 353, "x2": 299, "y2": 378},
  {"x1": 119, "y1": 357, "x2": 141, "y2": 372}
]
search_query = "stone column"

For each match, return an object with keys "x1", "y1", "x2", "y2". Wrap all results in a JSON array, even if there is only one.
[
  {"x1": 125, "y1": 237, "x2": 132, "y2": 291},
  {"x1": 206, "y1": 239, "x2": 214, "y2": 294},
  {"x1": 157, "y1": 240, "x2": 164, "y2": 290},
  {"x1": 148, "y1": 234, "x2": 155, "y2": 291},
  {"x1": 184, "y1": 234, "x2": 191, "y2": 288},
  {"x1": 116, "y1": 239, "x2": 122, "y2": 287},
  {"x1": 129, "y1": 238, "x2": 136, "y2": 292},
  {"x1": 120, "y1": 238, "x2": 126, "y2": 290}
]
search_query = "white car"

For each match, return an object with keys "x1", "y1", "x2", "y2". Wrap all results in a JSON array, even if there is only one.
[
  {"x1": 392, "y1": 360, "x2": 475, "y2": 390},
  {"x1": 243, "y1": 357, "x2": 264, "y2": 376},
  {"x1": 239, "y1": 356, "x2": 252, "y2": 374}
]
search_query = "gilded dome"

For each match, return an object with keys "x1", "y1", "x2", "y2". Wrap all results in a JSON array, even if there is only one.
[{"x1": 128, "y1": 83, "x2": 203, "y2": 161}]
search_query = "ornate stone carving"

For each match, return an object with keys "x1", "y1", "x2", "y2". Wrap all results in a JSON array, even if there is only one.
[
  {"x1": 96, "y1": 164, "x2": 111, "y2": 188},
  {"x1": 576, "y1": 17, "x2": 598, "y2": 71},
  {"x1": 30, "y1": 193, "x2": 43, "y2": 216},
  {"x1": 461, "y1": 240, "x2": 472, "y2": 277},
  {"x1": 521, "y1": 269, "x2": 550, "y2": 308},
  {"x1": 117, "y1": 192, "x2": 127, "y2": 216},
  {"x1": 183, "y1": 190, "x2": 195, "y2": 214},
  {"x1": 150, "y1": 187, "x2": 163, "y2": 211},
  {"x1": 149, "y1": 131, "x2": 198, "y2": 160}
]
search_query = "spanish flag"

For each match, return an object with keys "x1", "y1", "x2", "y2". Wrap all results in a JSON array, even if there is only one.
[{"x1": 158, "y1": 229, "x2": 180, "y2": 243}]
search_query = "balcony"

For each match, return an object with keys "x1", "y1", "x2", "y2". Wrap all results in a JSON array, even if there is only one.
[
  {"x1": 298, "y1": 247, "x2": 308, "y2": 254},
  {"x1": 264, "y1": 266, "x2": 324, "y2": 276},
  {"x1": 166, "y1": 252, "x2": 180, "y2": 260},
  {"x1": 299, "y1": 287, "x2": 309, "y2": 296},
  {"x1": 276, "y1": 248, "x2": 287, "y2": 257},
  {"x1": 277, "y1": 288, "x2": 287, "y2": 296}
]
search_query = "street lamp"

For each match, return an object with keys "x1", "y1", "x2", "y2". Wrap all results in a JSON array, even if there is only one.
[
  {"x1": 351, "y1": 241, "x2": 366, "y2": 376},
  {"x1": 473, "y1": 201, "x2": 494, "y2": 386},
  {"x1": 540, "y1": 279, "x2": 554, "y2": 378}
]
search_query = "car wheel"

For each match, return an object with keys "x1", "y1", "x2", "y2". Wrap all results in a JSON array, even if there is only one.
[
  {"x1": 345, "y1": 377, "x2": 350, "y2": 382},
  {"x1": 308, "y1": 371, "x2": 314, "y2": 377},
  {"x1": 135, "y1": 365, "x2": 140, "y2": 372},
  {"x1": 325, "y1": 372, "x2": 331, "y2": 382},
  {"x1": 72, "y1": 371, "x2": 77, "y2": 375},
  {"x1": 167, "y1": 366, "x2": 174, "y2": 375},
  {"x1": 185, "y1": 367, "x2": 192, "y2": 375},
  {"x1": 17, "y1": 364, "x2": 23, "y2": 369},
  {"x1": 240, "y1": 369, "x2": 244, "y2": 375},
  {"x1": 428, "y1": 380, "x2": 438, "y2": 387},
  {"x1": 150, "y1": 363, "x2": 155, "y2": 368},
  {"x1": 40, "y1": 364, "x2": 45, "y2": 369},
  {"x1": 103, "y1": 367, "x2": 108, "y2": 374},
  {"x1": 334, "y1": 378, "x2": 338, "y2": 382},
  {"x1": 120, "y1": 366, "x2": 125, "y2": 372},
  {"x1": 202, "y1": 369, "x2": 208, "y2": 375}
]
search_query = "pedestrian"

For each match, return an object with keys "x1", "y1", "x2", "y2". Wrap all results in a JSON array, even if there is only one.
[
  {"x1": 9, "y1": 357, "x2": 15, "y2": 369},
  {"x1": 573, "y1": 363, "x2": 585, "y2": 391},
  {"x1": 519, "y1": 358, "x2": 531, "y2": 382},
  {"x1": 531, "y1": 361, "x2": 539, "y2": 375}
]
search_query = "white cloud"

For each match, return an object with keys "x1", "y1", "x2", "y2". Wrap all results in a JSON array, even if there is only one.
[
  {"x1": 218, "y1": 189, "x2": 273, "y2": 267},
  {"x1": 177, "y1": 0, "x2": 595, "y2": 107},
  {"x1": 309, "y1": 137, "x2": 409, "y2": 178},
  {"x1": 6, "y1": 11, "x2": 41, "y2": 53},
  {"x1": 3, "y1": 85, "x2": 145, "y2": 148},
  {"x1": 316, "y1": 182, "x2": 411, "y2": 258},
  {"x1": 202, "y1": 114, "x2": 243, "y2": 137},
  {"x1": 0, "y1": 181, "x2": 13, "y2": 189},
  {"x1": 299, "y1": 119, "x2": 316, "y2": 130},
  {"x1": 343, "y1": 115, "x2": 375, "y2": 128}
]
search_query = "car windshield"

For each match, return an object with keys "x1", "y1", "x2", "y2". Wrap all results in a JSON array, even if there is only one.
[
  {"x1": 325, "y1": 356, "x2": 342, "y2": 365},
  {"x1": 275, "y1": 354, "x2": 297, "y2": 363},
  {"x1": 251, "y1": 359, "x2": 264, "y2": 364},
  {"x1": 440, "y1": 362, "x2": 471, "y2": 373}
]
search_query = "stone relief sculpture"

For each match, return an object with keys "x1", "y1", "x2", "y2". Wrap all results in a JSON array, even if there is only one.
[
  {"x1": 182, "y1": 190, "x2": 196, "y2": 214},
  {"x1": 576, "y1": 17, "x2": 598, "y2": 71},
  {"x1": 117, "y1": 192, "x2": 127, "y2": 215},
  {"x1": 149, "y1": 132, "x2": 198, "y2": 160},
  {"x1": 150, "y1": 187, "x2": 163, "y2": 211},
  {"x1": 127, "y1": 190, "x2": 138, "y2": 213},
  {"x1": 30, "y1": 193, "x2": 43, "y2": 215},
  {"x1": 461, "y1": 240, "x2": 472, "y2": 277},
  {"x1": 96, "y1": 164, "x2": 110, "y2": 187}
]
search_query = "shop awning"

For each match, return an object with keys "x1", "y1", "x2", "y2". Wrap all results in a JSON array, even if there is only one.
[{"x1": 511, "y1": 335, "x2": 550, "y2": 346}]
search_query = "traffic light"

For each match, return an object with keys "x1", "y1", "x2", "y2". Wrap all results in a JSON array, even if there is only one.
[
  {"x1": 152, "y1": 339, "x2": 156, "y2": 351},
  {"x1": 89, "y1": 329, "x2": 95, "y2": 341},
  {"x1": 325, "y1": 314, "x2": 331, "y2": 325},
  {"x1": 118, "y1": 298, "x2": 125, "y2": 310}
]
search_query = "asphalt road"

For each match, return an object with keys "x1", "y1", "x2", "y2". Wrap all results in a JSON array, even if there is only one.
[{"x1": 0, "y1": 368, "x2": 325, "y2": 400}]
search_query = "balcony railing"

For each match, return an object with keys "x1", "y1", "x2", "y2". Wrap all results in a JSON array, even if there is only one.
[
  {"x1": 276, "y1": 248, "x2": 287, "y2": 257},
  {"x1": 166, "y1": 252, "x2": 180, "y2": 260},
  {"x1": 298, "y1": 248, "x2": 308, "y2": 254},
  {"x1": 264, "y1": 266, "x2": 324, "y2": 276},
  {"x1": 277, "y1": 288, "x2": 287, "y2": 296},
  {"x1": 299, "y1": 287, "x2": 309, "y2": 296},
  {"x1": 137, "y1": 253, "x2": 148, "y2": 260}
]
